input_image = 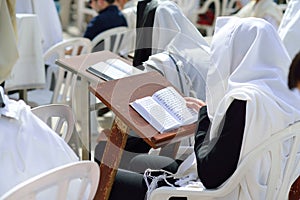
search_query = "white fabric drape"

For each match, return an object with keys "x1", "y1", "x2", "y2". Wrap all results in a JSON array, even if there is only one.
[
  {"x1": 0, "y1": 87, "x2": 78, "y2": 196},
  {"x1": 278, "y1": 0, "x2": 300, "y2": 60},
  {"x1": 151, "y1": 1, "x2": 210, "y2": 100},
  {"x1": 205, "y1": 16, "x2": 300, "y2": 199}
]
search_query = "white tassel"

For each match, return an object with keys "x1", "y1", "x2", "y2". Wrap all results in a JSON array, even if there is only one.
[{"x1": 143, "y1": 169, "x2": 175, "y2": 200}]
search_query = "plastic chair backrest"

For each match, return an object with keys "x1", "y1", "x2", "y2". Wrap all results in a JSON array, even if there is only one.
[
  {"x1": 196, "y1": 0, "x2": 221, "y2": 36},
  {"x1": 91, "y1": 26, "x2": 129, "y2": 54},
  {"x1": 31, "y1": 104, "x2": 75, "y2": 143},
  {"x1": 44, "y1": 38, "x2": 92, "y2": 105},
  {"x1": 1, "y1": 161, "x2": 100, "y2": 200},
  {"x1": 221, "y1": 0, "x2": 241, "y2": 16},
  {"x1": 150, "y1": 121, "x2": 300, "y2": 200}
]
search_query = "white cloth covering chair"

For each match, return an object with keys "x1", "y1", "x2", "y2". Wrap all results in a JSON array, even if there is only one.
[
  {"x1": 5, "y1": 14, "x2": 45, "y2": 97},
  {"x1": 31, "y1": 104, "x2": 75, "y2": 143},
  {"x1": 90, "y1": 26, "x2": 130, "y2": 130},
  {"x1": 149, "y1": 121, "x2": 300, "y2": 200},
  {"x1": 15, "y1": 0, "x2": 63, "y2": 53},
  {"x1": 0, "y1": 161, "x2": 100, "y2": 200}
]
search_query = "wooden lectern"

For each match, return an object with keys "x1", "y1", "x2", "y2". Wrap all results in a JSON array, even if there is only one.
[{"x1": 89, "y1": 71, "x2": 196, "y2": 200}]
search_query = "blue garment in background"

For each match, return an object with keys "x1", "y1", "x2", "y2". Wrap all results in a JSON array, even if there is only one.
[{"x1": 83, "y1": 5, "x2": 127, "y2": 40}]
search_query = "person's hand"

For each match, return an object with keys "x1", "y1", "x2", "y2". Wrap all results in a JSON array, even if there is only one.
[{"x1": 184, "y1": 97, "x2": 206, "y2": 112}]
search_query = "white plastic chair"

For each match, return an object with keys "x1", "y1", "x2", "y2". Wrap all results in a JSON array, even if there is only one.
[
  {"x1": 150, "y1": 121, "x2": 300, "y2": 200},
  {"x1": 221, "y1": 0, "x2": 241, "y2": 16},
  {"x1": 196, "y1": 0, "x2": 221, "y2": 36},
  {"x1": 77, "y1": 0, "x2": 97, "y2": 33},
  {"x1": 91, "y1": 26, "x2": 129, "y2": 54},
  {"x1": 31, "y1": 104, "x2": 75, "y2": 143},
  {"x1": 27, "y1": 37, "x2": 92, "y2": 106},
  {"x1": 90, "y1": 26, "x2": 130, "y2": 124},
  {"x1": 0, "y1": 161, "x2": 100, "y2": 200}
]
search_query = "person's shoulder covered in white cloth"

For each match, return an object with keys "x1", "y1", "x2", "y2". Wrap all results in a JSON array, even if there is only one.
[
  {"x1": 206, "y1": 16, "x2": 300, "y2": 199},
  {"x1": 149, "y1": 1, "x2": 210, "y2": 100},
  {"x1": 168, "y1": 16, "x2": 300, "y2": 200},
  {"x1": 0, "y1": 87, "x2": 78, "y2": 196},
  {"x1": 278, "y1": 0, "x2": 300, "y2": 59}
]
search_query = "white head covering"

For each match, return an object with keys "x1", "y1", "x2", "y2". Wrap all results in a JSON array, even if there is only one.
[
  {"x1": 278, "y1": 0, "x2": 300, "y2": 59},
  {"x1": 206, "y1": 16, "x2": 300, "y2": 199},
  {"x1": 150, "y1": 1, "x2": 210, "y2": 100}
]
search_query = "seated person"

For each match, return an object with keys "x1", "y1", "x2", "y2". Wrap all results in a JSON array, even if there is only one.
[
  {"x1": 235, "y1": 0, "x2": 283, "y2": 29},
  {"x1": 0, "y1": 87, "x2": 78, "y2": 196},
  {"x1": 107, "y1": 16, "x2": 300, "y2": 200},
  {"x1": 83, "y1": 0, "x2": 127, "y2": 40}
]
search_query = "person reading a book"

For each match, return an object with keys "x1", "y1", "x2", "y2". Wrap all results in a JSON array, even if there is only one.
[{"x1": 106, "y1": 16, "x2": 300, "y2": 200}]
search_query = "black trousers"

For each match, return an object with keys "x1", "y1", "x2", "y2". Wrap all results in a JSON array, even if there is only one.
[
  {"x1": 109, "y1": 155, "x2": 184, "y2": 200},
  {"x1": 94, "y1": 130, "x2": 152, "y2": 170}
]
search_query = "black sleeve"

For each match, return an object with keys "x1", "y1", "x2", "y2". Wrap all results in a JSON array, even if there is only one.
[{"x1": 194, "y1": 99, "x2": 246, "y2": 189}]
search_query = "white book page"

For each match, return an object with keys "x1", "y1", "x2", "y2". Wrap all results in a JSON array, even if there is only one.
[
  {"x1": 152, "y1": 87, "x2": 198, "y2": 125},
  {"x1": 131, "y1": 96, "x2": 180, "y2": 132},
  {"x1": 105, "y1": 59, "x2": 133, "y2": 74},
  {"x1": 89, "y1": 61, "x2": 128, "y2": 80}
]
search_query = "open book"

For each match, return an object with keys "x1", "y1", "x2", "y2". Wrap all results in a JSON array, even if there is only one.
[
  {"x1": 86, "y1": 58, "x2": 137, "y2": 81},
  {"x1": 130, "y1": 87, "x2": 198, "y2": 133}
]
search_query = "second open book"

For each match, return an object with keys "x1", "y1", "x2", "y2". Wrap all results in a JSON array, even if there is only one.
[{"x1": 130, "y1": 87, "x2": 198, "y2": 133}]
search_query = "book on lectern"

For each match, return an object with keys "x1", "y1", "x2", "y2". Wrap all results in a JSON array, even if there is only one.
[{"x1": 130, "y1": 86, "x2": 198, "y2": 133}]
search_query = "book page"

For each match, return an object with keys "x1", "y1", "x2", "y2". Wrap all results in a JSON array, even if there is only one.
[
  {"x1": 152, "y1": 87, "x2": 198, "y2": 125},
  {"x1": 105, "y1": 59, "x2": 133, "y2": 74},
  {"x1": 130, "y1": 96, "x2": 180, "y2": 133},
  {"x1": 87, "y1": 60, "x2": 129, "y2": 80}
]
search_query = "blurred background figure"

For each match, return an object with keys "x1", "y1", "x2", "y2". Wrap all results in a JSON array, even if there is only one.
[
  {"x1": 235, "y1": 0, "x2": 283, "y2": 29},
  {"x1": 83, "y1": 0, "x2": 127, "y2": 40}
]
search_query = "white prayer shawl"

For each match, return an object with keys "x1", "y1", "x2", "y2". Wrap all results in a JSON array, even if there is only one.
[
  {"x1": 171, "y1": 0, "x2": 200, "y2": 24},
  {"x1": 235, "y1": 0, "x2": 283, "y2": 29},
  {"x1": 205, "y1": 16, "x2": 300, "y2": 199},
  {"x1": 278, "y1": 0, "x2": 300, "y2": 60},
  {"x1": 0, "y1": 88, "x2": 78, "y2": 196},
  {"x1": 150, "y1": 1, "x2": 210, "y2": 100}
]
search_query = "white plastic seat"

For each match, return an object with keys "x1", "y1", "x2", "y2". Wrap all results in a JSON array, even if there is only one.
[
  {"x1": 77, "y1": 0, "x2": 97, "y2": 33},
  {"x1": 150, "y1": 121, "x2": 300, "y2": 200},
  {"x1": 221, "y1": 0, "x2": 241, "y2": 16},
  {"x1": 91, "y1": 26, "x2": 129, "y2": 54},
  {"x1": 31, "y1": 104, "x2": 75, "y2": 143},
  {"x1": 0, "y1": 161, "x2": 100, "y2": 200},
  {"x1": 196, "y1": 0, "x2": 221, "y2": 36},
  {"x1": 26, "y1": 37, "x2": 92, "y2": 106},
  {"x1": 90, "y1": 26, "x2": 130, "y2": 127}
]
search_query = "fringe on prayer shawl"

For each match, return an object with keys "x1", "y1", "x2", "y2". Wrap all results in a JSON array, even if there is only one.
[{"x1": 143, "y1": 153, "x2": 203, "y2": 200}]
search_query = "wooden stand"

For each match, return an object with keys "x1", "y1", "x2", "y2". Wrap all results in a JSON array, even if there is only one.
[{"x1": 89, "y1": 71, "x2": 196, "y2": 200}]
